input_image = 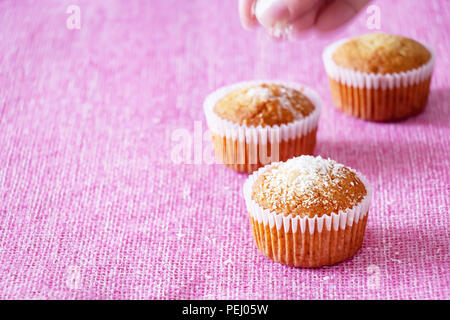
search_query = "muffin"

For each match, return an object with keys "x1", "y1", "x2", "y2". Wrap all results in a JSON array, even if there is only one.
[
  {"x1": 243, "y1": 155, "x2": 372, "y2": 268},
  {"x1": 203, "y1": 81, "x2": 322, "y2": 173},
  {"x1": 323, "y1": 33, "x2": 435, "y2": 121}
]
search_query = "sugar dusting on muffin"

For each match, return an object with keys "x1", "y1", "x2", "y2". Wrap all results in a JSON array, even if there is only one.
[
  {"x1": 252, "y1": 156, "x2": 366, "y2": 218},
  {"x1": 245, "y1": 85, "x2": 298, "y2": 117},
  {"x1": 213, "y1": 83, "x2": 315, "y2": 127}
]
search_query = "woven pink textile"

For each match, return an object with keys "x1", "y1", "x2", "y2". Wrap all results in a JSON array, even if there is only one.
[{"x1": 0, "y1": 0, "x2": 449, "y2": 300}]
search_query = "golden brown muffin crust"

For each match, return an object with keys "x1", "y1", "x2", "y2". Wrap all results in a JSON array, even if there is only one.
[
  {"x1": 332, "y1": 33, "x2": 431, "y2": 74},
  {"x1": 252, "y1": 156, "x2": 366, "y2": 218},
  {"x1": 213, "y1": 83, "x2": 315, "y2": 127}
]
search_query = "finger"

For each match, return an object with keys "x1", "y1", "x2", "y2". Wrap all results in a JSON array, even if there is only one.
[
  {"x1": 289, "y1": 0, "x2": 322, "y2": 37},
  {"x1": 283, "y1": 0, "x2": 322, "y2": 18},
  {"x1": 315, "y1": 0, "x2": 370, "y2": 31},
  {"x1": 254, "y1": 0, "x2": 291, "y2": 30},
  {"x1": 239, "y1": 0, "x2": 258, "y2": 30}
]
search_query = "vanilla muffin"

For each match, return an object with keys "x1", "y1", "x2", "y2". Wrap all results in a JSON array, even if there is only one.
[
  {"x1": 323, "y1": 33, "x2": 435, "y2": 121},
  {"x1": 203, "y1": 81, "x2": 322, "y2": 173},
  {"x1": 243, "y1": 155, "x2": 372, "y2": 268},
  {"x1": 214, "y1": 84, "x2": 315, "y2": 127}
]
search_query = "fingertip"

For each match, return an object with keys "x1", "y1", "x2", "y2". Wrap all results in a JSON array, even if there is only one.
[
  {"x1": 254, "y1": 0, "x2": 291, "y2": 30},
  {"x1": 242, "y1": 18, "x2": 259, "y2": 31},
  {"x1": 239, "y1": 0, "x2": 258, "y2": 30}
]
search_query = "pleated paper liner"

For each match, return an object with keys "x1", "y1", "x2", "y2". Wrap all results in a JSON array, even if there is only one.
[
  {"x1": 323, "y1": 39, "x2": 436, "y2": 122},
  {"x1": 243, "y1": 163, "x2": 373, "y2": 268},
  {"x1": 203, "y1": 81, "x2": 322, "y2": 173}
]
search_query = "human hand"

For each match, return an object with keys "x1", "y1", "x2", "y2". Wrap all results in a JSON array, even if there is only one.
[{"x1": 239, "y1": 0, "x2": 371, "y2": 38}]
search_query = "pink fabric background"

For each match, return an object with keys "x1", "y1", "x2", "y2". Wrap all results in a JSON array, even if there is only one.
[{"x1": 0, "y1": 0, "x2": 449, "y2": 299}]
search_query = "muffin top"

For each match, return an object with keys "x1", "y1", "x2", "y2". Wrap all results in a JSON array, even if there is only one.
[
  {"x1": 252, "y1": 156, "x2": 366, "y2": 218},
  {"x1": 332, "y1": 33, "x2": 431, "y2": 74},
  {"x1": 213, "y1": 83, "x2": 315, "y2": 127}
]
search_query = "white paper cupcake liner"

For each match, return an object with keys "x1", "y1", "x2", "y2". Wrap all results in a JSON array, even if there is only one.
[
  {"x1": 243, "y1": 161, "x2": 373, "y2": 234},
  {"x1": 322, "y1": 38, "x2": 436, "y2": 90},
  {"x1": 203, "y1": 80, "x2": 322, "y2": 145}
]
